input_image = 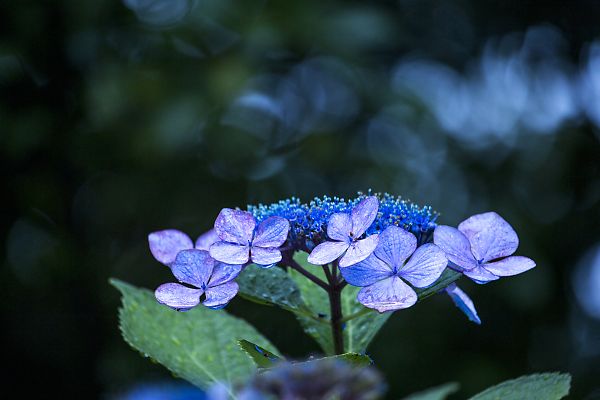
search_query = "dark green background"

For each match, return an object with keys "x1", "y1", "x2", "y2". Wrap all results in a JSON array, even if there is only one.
[{"x1": 2, "y1": 1, "x2": 599, "y2": 398}]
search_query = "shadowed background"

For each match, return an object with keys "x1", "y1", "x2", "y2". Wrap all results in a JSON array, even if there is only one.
[{"x1": 1, "y1": 0, "x2": 600, "y2": 398}]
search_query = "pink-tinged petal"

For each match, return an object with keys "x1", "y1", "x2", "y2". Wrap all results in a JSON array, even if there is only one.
[
  {"x1": 357, "y1": 276, "x2": 417, "y2": 312},
  {"x1": 374, "y1": 226, "x2": 417, "y2": 269},
  {"x1": 253, "y1": 216, "x2": 290, "y2": 247},
  {"x1": 340, "y1": 254, "x2": 392, "y2": 287},
  {"x1": 251, "y1": 246, "x2": 282, "y2": 266},
  {"x1": 433, "y1": 225, "x2": 478, "y2": 271},
  {"x1": 203, "y1": 281, "x2": 239, "y2": 309},
  {"x1": 171, "y1": 249, "x2": 215, "y2": 287},
  {"x1": 307, "y1": 241, "x2": 349, "y2": 265},
  {"x1": 155, "y1": 283, "x2": 202, "y2": 311},
  {"x1": 208, "y1": 263, "x2": 243, "y2": 287},
  {"x1": 400, "y1": 243, "x2": 448, "y2": 288},
  {"x1": 462, "y1": 265, "x2": 499, "y2": 284},
  {"x1": 209, "y1": 242, "x2": 250, "y2": 264},
  {"x1": 350, "y1": 196, "x2": 379, "y2": 238},
  {"x1": 327, "y1": 213, "x2": 353, "y2": 242},
  {"x1": 483, "y1": 256, "x2": 536, "y2": 277},
  {"x1": 214, "y1": 208, "x2": 256, "y2": 245},
  {"x1": 148, "y1": 229, "x2": 193, "y2": 265},
  {"x1": 195, "y1": 229, "x2": 219, "y2": 251},
  {"x1": 458, "y1": 212, "x2": 519, "y2": 262},
  {"x1": 339, "y1": 234, "x2": 379, "y2": 268},
  {"x1": 445, "y1": 283, "x2": 481, "y2": 324}
]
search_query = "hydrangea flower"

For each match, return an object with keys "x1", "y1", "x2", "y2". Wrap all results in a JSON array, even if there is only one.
[
  {"x1": 155, "y1": 249, "x2": 242, "y2": 311},
  {"x1": 445, "y1": 283, "x2": 481, "y2": 324},
  {"x1": 148, "y1": 229, "x2": 219, "y2": 266},
  {"x1": 433, "y1": 212, "x2": 536, "y2": 283},
  {"x1": 307, "y1": 196, "x2": 380, "y2": 268},
  {"x1": 209, "y1": 209, "x2": 290, "y2": 266},
  {"x1": 340, "y1": 226, "x2": 447, "y2": 312}
]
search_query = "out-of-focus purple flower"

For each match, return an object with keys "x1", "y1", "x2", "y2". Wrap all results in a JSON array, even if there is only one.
[
  {"x1": 216, "y1": 359, "x2": 385, "y2": 400},
  {"x1": 210, "y1": 209, "x2": 290, "y2": 267},
  {"x1": 155, "y1": 249, "x2": 242, "y2": 311},
  {"x1": 445, "y1": 283, "x2": 481, "y2": 324},
  {"x1": 307, "y1": 196, "x2": 380, "y2": 268},
  {"x1": 434, "y1": 212, "x2": 536, "y2": 284},
  {"x1": 341, "y1": 226, "x2": 447, "y2": 312},
  {"x1": 148, "y1": 229, "x2": 219, "y2": 266}
]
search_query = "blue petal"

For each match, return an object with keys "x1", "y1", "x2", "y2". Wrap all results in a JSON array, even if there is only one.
[
  {"x1": 340, "y1": 254, "x2": 392, "y2": 287},
  {"x1": 445, "y1": 283, "x2": 481, "y2": 324}
]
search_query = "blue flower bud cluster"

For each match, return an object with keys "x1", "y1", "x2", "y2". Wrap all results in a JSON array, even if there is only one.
[{"x1": 247, "y1": 192, "x2": 438, "y2": 249}]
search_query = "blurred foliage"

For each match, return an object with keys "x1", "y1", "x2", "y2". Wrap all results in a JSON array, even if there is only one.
[{"x1": 1, "y1": 0, "x2": 599, "y2": 398}]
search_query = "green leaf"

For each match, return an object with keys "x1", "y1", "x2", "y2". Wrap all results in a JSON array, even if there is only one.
[
  {"x1": 238, "y1": 339, "x2": 283, "y2": 368},
  {"x1": 111, "y1": 278, "x2": 279, "y2": 391},
  {"x1": 469, "y1": 372, "x2": 571, "y2": 400},
  {"x1": 403, "y1": 382, "x2": 460, "y2": 400},
  {"x1": 237, "y1": 264, "x2": 306, "y2": 311},
  {"x1": 320, "y1": 352, "x2": 373, "y2": 367},
  {"x1": 415, "y1": 268, "x2": 462, "y2": 301},
  {"x1": 289, "y1": 251, "x2": 390, "y2": 354}
]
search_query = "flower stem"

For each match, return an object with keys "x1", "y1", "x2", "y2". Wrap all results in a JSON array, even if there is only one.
[
  {"x1": 329, "y1": 282, "x2": 344, "y2": 355},
  {"x1": 285, "y1": 253, "x2": 329, "y2": 291}
]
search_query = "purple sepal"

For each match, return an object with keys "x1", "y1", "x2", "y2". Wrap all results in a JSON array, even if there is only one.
[{"x1": 148, "y1": 229, "x2": 194, "y2": 265}]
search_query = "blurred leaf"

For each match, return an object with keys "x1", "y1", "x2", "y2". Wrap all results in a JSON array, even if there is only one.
[
  {"x1": 289, "y1": 251, "x2": 390, "y2": 354},
  {"x1": 415, "y1": 268, "x2": 462, "y2": 300},
  {"x1": 111, "y1": 279, "x2": 278, "y2": 390},
  {"x1": 238, "y1": 339, "x2": 283, "y2": 368},
  {"x1": 469, "y1": 372, "x2": 571, "y2": 400},
  {"x1": 237, "y1": 264, "x2": 305, "y2": 311},
  {"x1": 402, "y1": 382, "x2": 460, "y2": 400}
]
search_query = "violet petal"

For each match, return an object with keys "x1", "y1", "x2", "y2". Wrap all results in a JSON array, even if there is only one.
[
  {"x1": 433, "y1": 225, "x2": 478, "y2": 271},
  {"x1": 171, "y1": 249, "x2": 215, "y2": 288},
  {"x1": 203, "y1": 281, "x2": 239, "y2": 309},
  {"x1": 445, "y1": 283, "x2": 481, "y2": 324},
  {"x1": 155, "y1": 282, "x2": 202, "y2": 311},
  {"x1": 357, "y1": 276, "x2": 417, "y2": 312},
  {"x1": 339, "y1": 234, "x2": 379, "y2": 268},
  {"x1": 458, "y1": 212, "x2": 519, "y2": 262},
  {"x1": 210, "y1": 242, "x2": 250, "y2": 264},
  {"x1": 462, "y1": 265, "x2": 499, "y2": 284},
  {"x1": 340, "y1": 254, "x2": 393, "y2": 287},
  {"x1": 350, "y1": 196, "x2": 379, "y2": 238},
  {"x1": 252, "y1": 216, "x2": 290, "y2": 248},
  {"x1": 250, "y1": 246, "x2": 282, "y2": 266},
  {"x1": 327, "y1": 213, "x2": 353, "y2": 242},
  {"x1": 214, "y1": 208, "x2": 256, "y2": 245},
  {"x1": 195, "y1": 229, "x2": 219, "y2": 251},
  {"x1": 148, "y1": 229, "x2": 193, "y2": 265},
  {"x1": 484, "y1": 256, "x2": 536, "y2": 277},
  {"x1": 208, "y1": 263, "x2": 243, "y2": 287},
  {"x1": 307, "y1": 241, "x2": 349, "y2": 265},
  {"x1": 374, "y1": 226, "x2": 417, "y2": 269},
  {"x1": 400, "y1": 243, "x2": 448, "y2": 288}
]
